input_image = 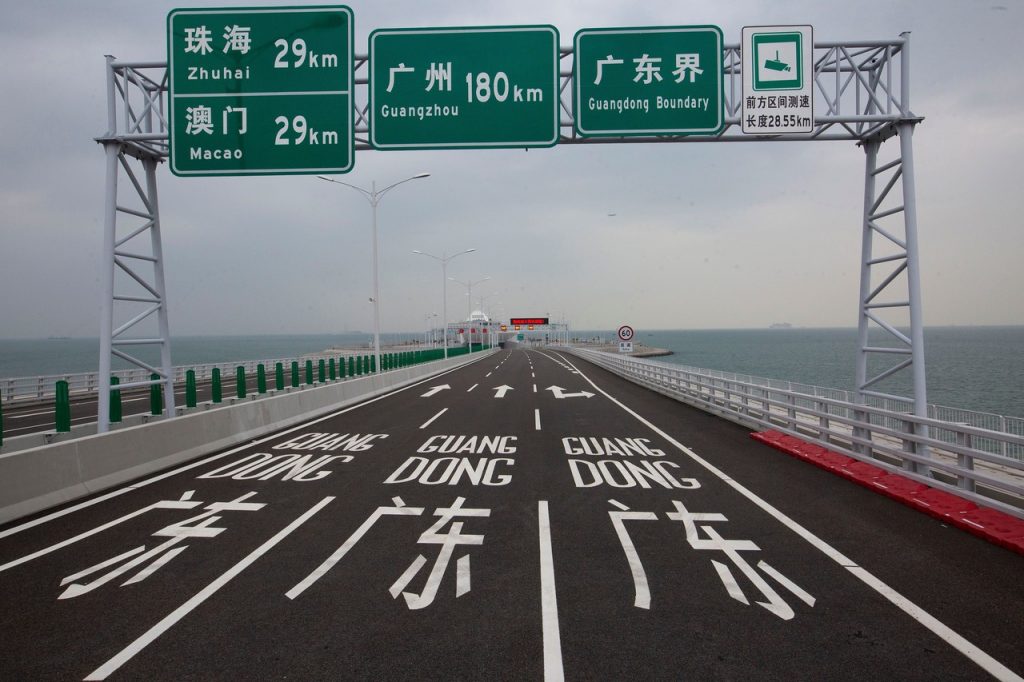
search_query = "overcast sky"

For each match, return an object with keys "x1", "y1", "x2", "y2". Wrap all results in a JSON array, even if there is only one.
[{"x1": 0, "y1": 0, "x2": 1021, "y2": 339}]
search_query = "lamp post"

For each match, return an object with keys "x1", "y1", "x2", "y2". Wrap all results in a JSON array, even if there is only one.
[
  {"x1": 318, "y1": 172, "x2": 429, "y2": 374},
  {"x1": 412, "y1": 248, "x2": 476, "y2": 359},
  {"x1": 448, "y1": 276, "x2": 491, "y2": 321}
]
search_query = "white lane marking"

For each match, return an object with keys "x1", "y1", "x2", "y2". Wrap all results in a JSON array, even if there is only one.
[
  {"x1": 712, "y1": 560, "x2": 749, "y2": 605},
  {"x1": 538, "y1": 501, "x2": 564, "y2": 682},
  {"x1": 389, "y1": 555, "x2": 428, "y2": 599},
  {"x1": 531, "y1": 372, "x2": 535, "y2": 378},
  {"x1": 467, "y1": 383, "x2": 478, "y2": 392},
  {"x1": 0, "y1": 357, "x2": 490, "y2": 541},
  {"x1": 555, "y1": 352, "x2": 1023, "y2": 682},
  {"x1": 535, "y1": 409, "x2": 542, "y2": 431},
  {"x1": 420, "y1": 384, "x2": 451, "y2": 398},
  {"x1": 493, "y1": 385, "x2": 514, "y2": 399},
  {"x1": 84, "y1": 497, "x2": 334, "y2": 681},
  {"x1": 456, "y1": 554, "x2": 471, "y2": 597},
  {"x1": 486, "y1": 372, "x2": 492, "y2": 377},
  {"x1": 533, "y1": 384, "x2": 537, "y2": 393},
  {"x1": 419, "y1": 408, "x2": 448, "y2": 429},
  {"x1": 759, "y1": 560, "x2": 816, "y2": 607},
  {"x1": 292, "y1": 497, "x2": 425, "y2": 600}
]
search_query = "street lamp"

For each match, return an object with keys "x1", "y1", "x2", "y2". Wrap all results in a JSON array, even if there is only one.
[
  {"x1": 412, "y1": 248, "x2": 476, "y2": 359},
  {"x1": 318, "y1": 172, "x2": 429, "y2": 374},
  {"x1": 448, "y1": 275, "x2": 491, "y2": 321}
]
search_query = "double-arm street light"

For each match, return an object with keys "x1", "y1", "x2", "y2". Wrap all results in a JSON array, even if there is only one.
[
  {"x1": 412, "y1": 248, "x2": 476, "y2": 359},
  {"x1": 448, "y1": 275, "x2": 491, "y2": 321},
  {"x1": 318, "y1": 172, "x2": 430, "y2": 374}
]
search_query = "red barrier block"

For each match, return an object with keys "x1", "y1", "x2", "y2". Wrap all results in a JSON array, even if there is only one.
[
  {"x1": 908, "y1": 487, "x2": 977, "y2": 521},
  {"x1": 957, "y1": 508, "x2": 1024, "y2": 554},
  {"x1": 839, "y1": 460, "x2": 888, "y2": 486},
  {"x1": 870, "y1": 473, "x2": 928, "y2": 502}
]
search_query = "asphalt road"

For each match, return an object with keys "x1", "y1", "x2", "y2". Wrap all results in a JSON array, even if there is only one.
[{"x1": 0, "y1": 348, "x2": 1021, "y2": 680}]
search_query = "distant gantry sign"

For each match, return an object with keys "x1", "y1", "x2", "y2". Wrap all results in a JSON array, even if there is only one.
[{"x1": 510, "y1": 318, "x2": 550, "y2": 326}]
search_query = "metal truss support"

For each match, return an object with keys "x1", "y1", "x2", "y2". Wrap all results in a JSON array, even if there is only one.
[
  {"x1": 854, "y1": 34, "x2": 928, "y2": 472},
  {"x1": 97, "y1": 56, "x2": 174, "y2": 433}
]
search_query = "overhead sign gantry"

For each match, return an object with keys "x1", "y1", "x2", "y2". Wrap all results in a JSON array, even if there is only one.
[{"x1": 98, "y1": 9, "x2": 928, "y2": 474}]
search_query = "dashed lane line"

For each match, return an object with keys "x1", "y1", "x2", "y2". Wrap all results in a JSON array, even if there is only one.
[{"x1": 420, "y1": 408, "x2": 448, "y2": 429}]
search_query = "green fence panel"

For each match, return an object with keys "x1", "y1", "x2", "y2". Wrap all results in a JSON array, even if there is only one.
[
  {"x1": 186, "y1": 370, "x2": 197, "y2": 408},
  {"x1": 212, "y1": 368, "x2": 222, "y2": 404},
  {"x1": 55, "y1": 380, "x2": 71, "y2": 432},
  {"x1": 149, "y1": 373, "x2": 162, "y2": 416}
]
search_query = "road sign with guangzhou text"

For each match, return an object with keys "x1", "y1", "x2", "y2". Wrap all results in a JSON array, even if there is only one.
[
  {"x1": 369, "y1": 26, "x2": 560, "y2": 149},
  {"x1": 167, "y1": 6, "x2": 353, "y2": 176},
  {"x1": 741, "y1": 25, "x2": 814, "y2": 135},
  {"x1": 574, "y1": 26, "x2": 723, "y2": 137}
]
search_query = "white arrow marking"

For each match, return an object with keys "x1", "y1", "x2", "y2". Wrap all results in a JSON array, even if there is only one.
[
  {"x1": 546, "y1": 386, "x2": 595, "y2": 400},
  {"x1": 493, "y1": 385, "x2": 514, "y2": 399},
  {"x1": 420, "y1": 384, "x2": 450, "y2": 398}
]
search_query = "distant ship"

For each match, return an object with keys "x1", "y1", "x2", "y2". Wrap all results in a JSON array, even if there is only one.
[{"x1": 769, "y1": 322, "x2": 792, "y2": 329}]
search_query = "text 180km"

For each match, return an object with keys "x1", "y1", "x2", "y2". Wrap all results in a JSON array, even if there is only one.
[{"x1": 466, "y1": 72, "x2": 544, "y2": 104}]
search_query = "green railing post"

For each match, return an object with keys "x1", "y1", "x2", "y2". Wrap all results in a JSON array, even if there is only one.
[
  {"x1": 149, "y1": 373, "x2": 162, "y2": 416},
  {"x1": 275, "y1": 362, "x2": 285, "y2": 391},
  {"x1": 257, "y1": 364, "x2": 267, "y2": 394},
  {"x1": 110, "y1": 376, "x2": 122, "y2": 422},
  {"x1": 370, "y1": 355, "x2": 376, "y2": 373},
  {"x1": 348, "y1": 356, "x2": 354, "y2": 377},
  {"x1": 305, "y1": 360, "x2": 314, "y2": 385},
  {"x1": 329, "y1": 358, "x2": 336, "y2": 381},
  {"x1": 212, "y1": 368, "x2": 222, "y2": 403},
  {"x1": 356, "y1": 356, "x2": 363, "y2": 375},
  {"x1": 291, "y1": 361, "x2": 300, "y2": 388},
  {"x1": 236, "y1": 366, "x2": 246, "y2": 399},
  {"x1": 319, "y1": 359, "x2": 326, "y2": 383},
  {"x1": 55, "y1": 380, "x2": 71, "y2": 432},
  {"x1": 186, "y1": 370, "x2": 197, "y2": 408}
]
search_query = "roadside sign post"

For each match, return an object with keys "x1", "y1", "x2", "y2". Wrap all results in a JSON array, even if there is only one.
[
  {"x1": 369, "y1": 26, "x2": 560, "y2": 149},
  {"x1": 741, "y1": 26, "x2": 814, "y2": 135},
  {"x1": 617, "y1": 324, "x2": 635, "y2": 353},
  {"x1": 167, "y1": 6, "x2": 354, "y2": 175},
  {"x1": 574, "y1": 26, "x2": 723, "y2": 137}
]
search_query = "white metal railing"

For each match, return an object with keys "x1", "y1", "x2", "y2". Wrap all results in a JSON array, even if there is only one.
[{"x1": 564, "y1": 347, "x2": 1024, "y2": 519}]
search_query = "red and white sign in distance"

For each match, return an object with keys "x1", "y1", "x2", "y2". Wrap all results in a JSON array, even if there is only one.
[{"x1": 617, "y1": 325, "x2": 634, "y2": 341}]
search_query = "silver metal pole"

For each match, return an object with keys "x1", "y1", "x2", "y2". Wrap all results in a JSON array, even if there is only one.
[
  {"x1": 98, "y1": 142, "x2": 119, "y2": 433},
  {"x1": 371, "y1": 181, "x2": 381, "y2": 374},
  {"x1": 855, "y1": 140, "x2": 879, "y2": 401},
  {"x1": 97, "y1": 56, "x2": 118, "y2": 434},
  {"x1": 899, "y1": 122, "x2": 929, "y2": 471},
  {"x1": 442, "y1": 258, "x2": 449, "y2": 359},
  {"x1": 145, "y1": 157, "x2": 175, "y2": 418}
]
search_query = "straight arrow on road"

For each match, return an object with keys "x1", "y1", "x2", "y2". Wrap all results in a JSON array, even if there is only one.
[
  {"x1": 420, "y1": 384, "x2": 451, "y2": 398},
  {"x1": 545, "y1": 386, "x2": 595, "y2": 399},
  {"x1": 492, "y1": 385, "x2": 514, "y2": 399}
]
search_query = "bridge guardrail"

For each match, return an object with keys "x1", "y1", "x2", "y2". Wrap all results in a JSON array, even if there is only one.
[
  {"x1": 0, "y1": 345, "x2": 492, "y2": 405},
  {"x1": 563, "y1": 347, "x2": 1024, "y2": 520}
]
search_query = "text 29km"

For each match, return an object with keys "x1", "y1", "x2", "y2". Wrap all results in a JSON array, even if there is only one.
[
  {"x1": 273, "y1": 38, "x2": 339, "y2": 69},
  {"x1": 466, "y1": 72, "x2": 544, "y2": 103},
  {"x1": 274, "y1": 115, "x2": 339, "y2": 146}
]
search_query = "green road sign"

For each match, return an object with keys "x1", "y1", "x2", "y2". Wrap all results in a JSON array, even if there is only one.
[
  {"x1": 369, "y1": 26, "x2": 560, "y2": 149},
  {"x1": 167, "y1": 6, "x2": 353, "y2": 176},
  {"x1": 573, "y1": 26, "x2": 723, "y2": 137}
]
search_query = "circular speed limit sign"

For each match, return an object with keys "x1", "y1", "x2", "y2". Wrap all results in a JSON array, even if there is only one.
[{"x1": 617, "y1": 325, "x2": 634, "y2": 342}]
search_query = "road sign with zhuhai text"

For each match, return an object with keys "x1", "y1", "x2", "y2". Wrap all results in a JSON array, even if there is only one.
[
  {"x1": 741, "y1": 25, "x2": 814, "y2": 135},
  {"x1": 369, "y1": 26, "x2": 560, "y2": 149},
  {"x1": 167, "y1": 6, "x2": 353, "y2": 176},
  {"x1": 574, "y1": 26, "x2": 723, "y2": 137}
]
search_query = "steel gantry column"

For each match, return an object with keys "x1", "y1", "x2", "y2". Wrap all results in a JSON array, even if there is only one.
[
  {"x1": 96, "y1": 56, "x2": 175, "y2": 433},
  {"x1": 854, "y1": 33, "x2": 929, "y2": 472}
]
